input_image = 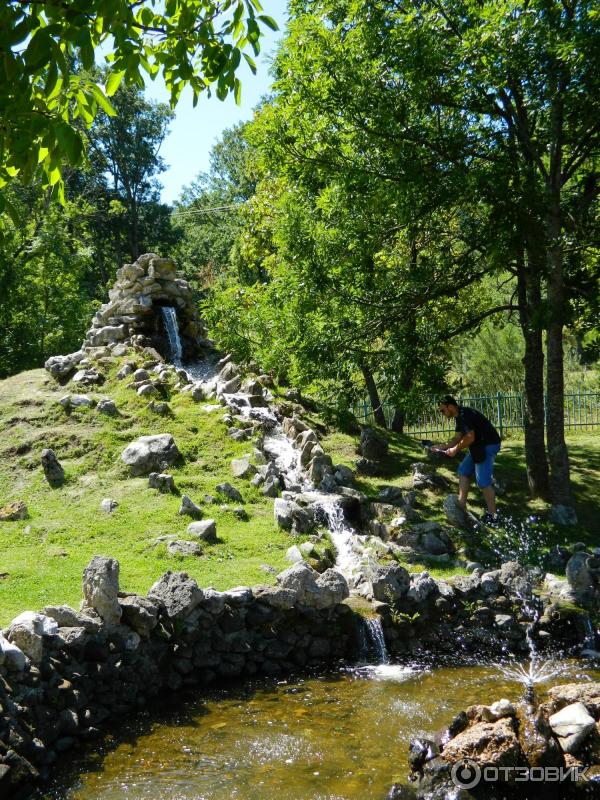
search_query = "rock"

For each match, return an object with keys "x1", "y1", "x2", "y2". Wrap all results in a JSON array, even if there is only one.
[
  {"x1": 6, "y1": 612, "x2": 59, "y2": 665},
  {"x1": 286, "y1": 545, "x2": 304, "y2": 563},
  {"x1": 359, "y1": 427, "x2": 388, "y2": 460},
  {"x1": 499, "y1": 561, "x2": 533, "y2": 597},
  {"x1": 254, "y1": 585, "x2": 297, "y2": 610},
  {"x1": 442, "y1": 717, "x2": 521, "y2": 768},
  {"x1": 262, "y1": 475, "x2": 280, "y2": 497},
  {"x1": 443, "y1": 494, "x2": 468, "y2": 527},
  {"x1": 0, "y1": 632, "x2": 27, "y2": 671},
  {"x1": 72, "y1": 368, "x2": 103, "y2": 386},
  {"x1": 222, "y1": 586, "x2": 253, "y2": 606},
  {"x1": 41, "y1": 605, "x2": 100, "y2": 632},
  {"x1": 148, "y1": 400, "x2": 171, "y2": 416},
  {"x1": 60, "y1": 393, "x2": 94, "y2": 410},
  {"x1": 137, "y1": 383, "x2": 158, "y2": 397},
  {"x1": 407, "y1": 572, "x2": 438, "y2": 603},
  {"x1": 45, "y1": 351, "x2": 83, "y2": 378},
  {"x1": 220, "y1": 375, "x2": 242, "y2": 394},
  {"x1": 371, "y1": 564, "x2": 411, "y2": 602},
  {"x1": 334, "y1": 464, "x2": 355, "y2": 486},
  {"x1": 565, "y1": 552, "x2": 597, "y2": 606},
  {"x1": 215, "y1": 482, "x2": 243, "y2": 503},
  {"x1": 41, "y1": 448, "x2": 65, "y2": 486},
  {"x1": 231, "y1": 457, "x2": 257, "y2": 479},
  {"x1": 379, "y1": 486, "x2": 404, "y2": 506},
  {"x1": 148, "y1": 472, "x2": 177, "y2": 493},
  {"x1": 549, "y1": 702, "x2": 595, "y2": 753},
  {"x1": 413, "y1": 463, "x2": 448, "y2": 491},
  {"x1": 97, "y1": 398, "x2": 118, "y2": 416},
  {"x1": 178, "y1": 494, "x2": 202, "y2": 519},
  {"x1": 100, "y1": 498, "x2": 118, "y2": 513},
  {"x1": 274, "y1": 499, "x2": 294, "y2": 530},
  {"x1": 121, "y1": 434, "x2": 181, "y2": 476},
  {"x1": 187, "y1": 519, "x2": 217, "y2": 543},
  {"x1": 82, "y1": 556, "x2": 122, "y2": 625},
  {"x1": 148, "y1": 571, "x2": 204, "y2": 620},
  {"x1": 0, "y1": 501, "x2": 28, "y2": 521},
  {"x1": 356, "y1": 458, "x2": 382, "y2": 476},
  {"x1": 545, "y1": 683, "x2": 600, "y2": 717},
  {"x1": 549, "y1": 504, "x2": 578, "y2": 526},
  {"x1": 421, "y1": 532, "x2": 448, "y2": 556},
  {"x1": 309, "y1": 453, "x2": 333, "y2": 484},
  {"x1": 167, "y1": 540, "x2": 204, "y2": 557},
  {"x1": 276, "y1": 563, "x2": 349, "y2": 609}
]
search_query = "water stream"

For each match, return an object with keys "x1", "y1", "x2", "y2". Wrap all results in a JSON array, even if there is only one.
[{"x1": 160, "y1": 306, "x2": 183, "y2": 368}]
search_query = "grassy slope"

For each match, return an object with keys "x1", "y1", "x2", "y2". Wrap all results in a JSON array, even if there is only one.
[
  {"x1": 0, "y1": 361, "x2": 598, "y2": 626},
  {"x1": 0, "y1": 364, "x2": 299, "y2": 625}
]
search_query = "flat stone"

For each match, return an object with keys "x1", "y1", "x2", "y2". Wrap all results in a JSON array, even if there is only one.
[
  {"x1": 0, "y1": 501, "x2": 28, "y2": 521},
  {"x1": 549, "y1": 702, "x2": 595, "y2": 753},
  {"x1": 167, "y1": 540, "x2": 204, "y2": 557}
]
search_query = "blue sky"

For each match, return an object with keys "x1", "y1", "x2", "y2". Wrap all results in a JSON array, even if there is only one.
[{"x1": 144, "y1": 0, "x2": 288, "y2": 204}]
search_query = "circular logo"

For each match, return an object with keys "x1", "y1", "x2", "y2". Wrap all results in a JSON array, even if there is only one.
[{"x1": 451, "y1": 758, "x2": 482, "y2": 789}]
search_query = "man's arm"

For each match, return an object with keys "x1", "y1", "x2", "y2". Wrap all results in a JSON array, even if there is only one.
[
  {"x1": 445, "y1": 430, "x2": 475, "y2": 457},
  {"x1": 432, "y1": 432, "x2": 462, "y2": 453}
]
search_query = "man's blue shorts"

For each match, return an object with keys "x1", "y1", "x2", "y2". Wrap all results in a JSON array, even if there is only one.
[{"x1": 457, "y1": 443, "x2": 501, "y2": 488}]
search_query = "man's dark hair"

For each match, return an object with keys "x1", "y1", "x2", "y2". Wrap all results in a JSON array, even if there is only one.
[{"x1": 439, "y1": 395, "x2": 458, "y2": 408}]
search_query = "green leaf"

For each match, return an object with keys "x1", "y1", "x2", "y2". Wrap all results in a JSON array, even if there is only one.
[
  {"x1": 54, "y1": 122, "x2": 84, "y2": 165},
  {"x1": 234, "y1": 77, "x2": 242, "y2": 105},
  {"x1": 243, "y1": 52, "x2": 257, "y2": 75},
  {"x1": 258, "y1": 15, "x2": 278, "y2": 32},
  {"x1": 105, "y1": 70, "x2": 125, "y2": 97},
  {"x1": 89, "y1": 84, "x2": 117, "y2": 116}
]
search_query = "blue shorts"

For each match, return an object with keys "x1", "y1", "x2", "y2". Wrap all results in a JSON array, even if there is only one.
[{"x1": 457, "y1": 443, "x2": 501, "y2": 488}]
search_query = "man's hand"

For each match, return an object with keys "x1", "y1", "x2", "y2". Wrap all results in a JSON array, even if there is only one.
[
  {"x1": 445, "y1": 446, "x2": 459, "y2": 457},
  {"x1": 430, "y1": 446, "x2": 446, "y2": 453}
]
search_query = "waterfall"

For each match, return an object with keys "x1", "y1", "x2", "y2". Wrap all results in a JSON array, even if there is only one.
[
  {"x1": 363, "y1": 616, "x2": 389, "y2": 664},
  {"x1": 160, "y1": 307, "x2": 183, "y2": 367},
  {"x1": 582, "y1": 614, "x2": 597, "y2": 651}
]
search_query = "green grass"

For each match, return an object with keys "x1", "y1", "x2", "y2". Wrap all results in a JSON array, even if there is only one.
[
  {"x1": 0, "y1": 361, "x2": 301, "y2": 625},
  {"x1": 0, "y1": 359, "x2": 598, "y2": 626}
]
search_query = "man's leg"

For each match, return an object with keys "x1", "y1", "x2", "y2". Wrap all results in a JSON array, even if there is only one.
[
  {"x1": 481, "y1": 485, "x2": 496, "y2": 515},
  {"x1": 458, "y1": 475, "x2": 471, "y2": 510}
]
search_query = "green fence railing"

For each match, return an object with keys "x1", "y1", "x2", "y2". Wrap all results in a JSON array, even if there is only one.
[{"x1": 352, "y1": 390, "x2": 600, "y2": 438}]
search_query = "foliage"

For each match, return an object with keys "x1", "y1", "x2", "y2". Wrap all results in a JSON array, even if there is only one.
[{"x1": 0, "y1": 0, "x2": 277, "y2": 207}]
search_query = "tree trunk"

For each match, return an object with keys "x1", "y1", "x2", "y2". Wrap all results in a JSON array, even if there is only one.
[
  {"x1": 545, "y1": 204, "x2": 572, "y2": 505},
  {"x1": 362, "y1": 365, "x2": 387, "y2": 428},
  {"x1": 516, "y1": 255, "x2": 550, "y2": 499},
  {"x1": 390, "y1": 408, "x2": 405, "y2": 433}
]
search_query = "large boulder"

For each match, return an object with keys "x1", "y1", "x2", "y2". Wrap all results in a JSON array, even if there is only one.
[
  {"x1": 121, "y1": 434, "x2": 181, "y2": 476},
  {"x1": 187, "y1": 519, "x2": 217, "y2": 543},
  {"x1": 5, "y1": 612, "x2": 59, "y2": 665},
  {"x1": 45, "y1": 351, "x2": 84, "y2": 379},
  {"x1": 443, "y1": 494, "x2": 468, "y2": 527},
  {"x1": 82, "y1": 556, "x2": 122, "y2": 625},
  {"x1": 148, "y1": 571, "x2": 204, "y2": 620},
  {"x1": 119, "y1": 595, "x2": 160, "y2": 637},
  {"x1": 566, "y1": 552, "x2": 598, "y2": 606},
  {"x1": 442, "y1": 717, "x2": 521, "y2": 768}
]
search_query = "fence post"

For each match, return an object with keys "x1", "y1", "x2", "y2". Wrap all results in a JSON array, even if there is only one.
[{"x1": 496, "y1": 391, "x2": 504, "y2": 438}]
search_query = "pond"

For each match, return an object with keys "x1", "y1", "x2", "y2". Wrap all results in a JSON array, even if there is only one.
[{"x1": 35, "y1": 660, "x2": 600, "y2": 800}]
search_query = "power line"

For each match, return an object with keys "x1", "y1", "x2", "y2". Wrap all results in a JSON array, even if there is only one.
[{"x1": 171, "y1": 203, "x2": 245, "y2": 216}]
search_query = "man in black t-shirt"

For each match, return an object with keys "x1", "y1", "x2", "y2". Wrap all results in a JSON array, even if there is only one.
[{"x1": 432, "y1": 395, "x2": 501, "y2": 524}]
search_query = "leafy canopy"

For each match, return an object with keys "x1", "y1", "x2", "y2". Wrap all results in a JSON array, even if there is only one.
[{"x1": 0, "y1": 0, "x2": 277, "y2": 211}]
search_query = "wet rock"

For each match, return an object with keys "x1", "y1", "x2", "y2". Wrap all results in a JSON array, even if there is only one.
[
  {"x1": 0, "y1": 501, "x2": 28, "y2": 521},
  {"x1": 360, "y1": 427, "x2": 388, "y2": 460},
  {"x1": 148, "y1": 571, "x2": 204, "y2": 620},
  {"x1": 549, "y1": 702, "x2": 595, "y2": 753},
  {"x1": 100, "y1": 498, "x2": 118, "y2": 513},
  {"x1": 187, "y1": 520, "x2": 217, "y2": 543},
  {"x1": 121, "y1": 434, "x2": 181, "y2": 476},
  {"x1": 41, "y1": 448, "x2": 65, "y2": 486},
  {"x1": 371, "y1": 564, "x2": 411, "y2": 602},
  {"x1": 566, "y1": 552, "x2": 598, "y2": 606},
  {"x1": 442, "y1": 716, "x2": 521, "y2": 768},
  {"x1": 215, "y1": 482, "x2": 243, "y2": 503},
  {"x1": 97, "y1": 398, "x2": 118, "y2": 416},
  {"x1": 499, "y1": 561, "x2": 533, "y2": 597},
  {"x1": 545, "y1": 683, "x2": 600, "y2": 718},
  {"x1": 82, "y1": 556, "x2": 122, "y2": 625},
  {"x1": 178, "y1": 494, "x2": 202, "y2": 519},
  {"x1": 407, "y1": 572, "x2": 438, "y2": 603},
  {"x1": 149, "y1": 472, "x2": 177, "y2": 494}
]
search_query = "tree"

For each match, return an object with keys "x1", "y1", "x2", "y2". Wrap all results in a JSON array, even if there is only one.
[
  {"x1": 88, "y1": 82, "x2": 174, "y2": 259},
  {"x1": 0, "y1": 0, "x2": 277, "y2": 208},
  {"x1": 236, "y1": 0, "x2": 598, "y2": 508}
]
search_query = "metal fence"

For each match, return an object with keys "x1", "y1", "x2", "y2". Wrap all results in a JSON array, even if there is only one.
[{"x1": 352, "y1": 390, "x2": 600, "y2": 438}]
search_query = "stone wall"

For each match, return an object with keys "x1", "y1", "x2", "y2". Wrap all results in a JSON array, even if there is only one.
[{"x1": 0, "y1": 560, "x2": 355, "y2": 798}]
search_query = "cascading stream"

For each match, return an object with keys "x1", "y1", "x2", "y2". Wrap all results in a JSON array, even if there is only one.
[{"x1": 160, "y1": 306, "x2": 183, "y2": 368}]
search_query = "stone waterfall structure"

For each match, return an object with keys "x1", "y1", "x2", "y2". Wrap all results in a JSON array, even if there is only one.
[
  {"x1": 45, "y1": 253, "x2": 207, "y2": 378},
  {"x1": 84, "y1": 252, "x2": 204, "y2": 359}
]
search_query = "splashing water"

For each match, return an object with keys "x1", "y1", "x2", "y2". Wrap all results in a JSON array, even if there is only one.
[
  {"x1": 496, "y1": 658, "x2": 571, "y2": 688},
  {"x1": 487, "y1": 514, "x2": 547, "y2": 569},
  {"x1": 364, "y1": 617, "x2": 389, "y2": 664},
  {"x1": 160, "y1": 306, "x2": 183, "y2": 367}
]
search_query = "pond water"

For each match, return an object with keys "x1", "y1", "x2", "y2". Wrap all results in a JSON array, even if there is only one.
[{"x1": 36, "y1": 660, "x2": 600, "y2": 800}]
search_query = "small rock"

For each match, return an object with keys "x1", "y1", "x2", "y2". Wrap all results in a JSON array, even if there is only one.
[
  {"x1": 148, "y1": 401, "x2": 171, "y2": 416},
  {"x1": 231, "y1": 456, "x2": 257, "y2": 479},
  {"x1": 215, "y1": 482, "x2": 243, "y2": 503},
  {"x1": 179, "y1": 495, "x2": 202, "y2": 519},
  {"x1": 443, "y1": 494, "x2": 468, "y2": 527},
  {"x1": 359, "y1": 427, "x2": 388, "y2": 460},
  {"x1": 121, "y1": 434, "x2": 181, "y2": 476},
  {"x1": 97, "y1": 398, "x2": 118, "y2": 416},
  {"x1": 549, "y1": 505, "x2": 578, "y2": 526},
  {"x1": 187, "y1": 519, "x2": 217, "y2": 543},
  {"x1": 549, "y1": 702, "x2": 595, "y2": 753},
  {"x1": 148, "y1": 472, "x2": 176, "y2": 493},
  {"x1": 100, "y1": 498, "x2": 118, "y2": 514},
  {"x1": 148, "y1": 571, "x2": 204, "y2": 620},
  {"x1": 167, "y1": 540, "x2": 204, "y2": 557},
  {"x1": 60, "y1": 394, "x2": 94, "y2": 410},
  {"x1": 0, "y1": 501, "x2": 28, "y2": 521},
  {"x1": 41, "y1": 448, "x2": 65, "y2": 486}
]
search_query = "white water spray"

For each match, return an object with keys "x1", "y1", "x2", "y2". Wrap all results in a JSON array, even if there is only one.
[{"x1": 160, "y1": 306, "x2": 183, "y2": 367}]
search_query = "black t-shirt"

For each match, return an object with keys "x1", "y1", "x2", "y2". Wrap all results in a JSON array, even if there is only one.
[{"x1": 455, "y1": 406, "x2": 501, "y2": 459}]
